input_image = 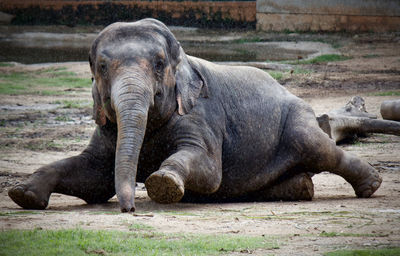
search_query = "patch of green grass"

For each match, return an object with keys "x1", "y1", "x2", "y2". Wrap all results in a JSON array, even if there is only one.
[
  {"x1": 325, "y1": 248, "x2": 400, "y2": 256},
  {"x1": 0, "y1": 211, "x2": 41, "y2": 217},
  {"x1": 353, "y1": 141, "x2": 368, "y2": 147},
  {"x1": 0, "y1": 62, "x2": 15, "y2": 67},
  {"x1": 291, "y1": 68, "x2": 312, "y2": 75},
  {"x1": 234, "y1": 37, "x2": 262, "y2": 44},
  {"x1": 268, "y1": 71, "x2": 284, "y2": 80},
  {"x1": 265, "y1": 68, "x2": 312, "y2": 81},
  {"x1": 53, "y1": 100, "x2": 91, "y2": 109},
  {"x1": 0, "y1": 68, "x2": 91, "y2": 95},
  {"x1": 129, "y1": 223, "x2": 155, "y2": 231},
  {"x1": 370, "y1": 91, "x2": 400, "y2": 96},
  {"x1": 320, "y1": 231, "x2": 387, "y2": 238},
  {"x1": 289, "y1": 54, "x2": 351, "y2": 65},
  {"x1": 55, "y1": 115, "x2": 73, "y2": 122},
  {"x1": 0, "y1": 229, "x2": 280, "y2": 256}
]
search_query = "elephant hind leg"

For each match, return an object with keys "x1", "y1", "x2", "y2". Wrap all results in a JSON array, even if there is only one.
[
  {"x1": 252, "y1": 172, "x2": 314, "y2": 201},
  {"x1": 332, "y1": 149, "x2": 381, "y2": 198},
  {"x1": 179, "y1": 173, "x2": 313, "y2": 203},
  {"x1": 290, "y1": 114, "x2": 382, "y2": 198},
  {"x1": 309, "y1": 132, "x2": 381, "y2": 198}
]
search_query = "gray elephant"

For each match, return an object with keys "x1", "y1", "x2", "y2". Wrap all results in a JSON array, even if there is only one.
[{"x1": 8, "y1": 19, "x2": 382, "y2": 212}]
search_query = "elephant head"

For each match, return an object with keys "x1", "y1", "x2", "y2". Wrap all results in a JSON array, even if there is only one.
[{"x1": 89, "y1": 19, "x2": 208, "y2": 212}]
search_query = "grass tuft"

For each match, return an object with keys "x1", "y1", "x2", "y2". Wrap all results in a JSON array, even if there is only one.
[
  {"x1": 55, "y1": 115, "x2": 73, "y2": 122},
  {"x1": 267, "y1": 71, "x2": 283, "y2": 81},
  {"x1": 234, "y1": 37, "x2": 262, "y2": 44},
  {"x1": 0, "y1": 68, "x2": 91, "y2": 95},
  {"x1": 0, "y1": 62, "x2": 15, "y2": 67},
  {"x1": 129, "y1": 223, "x2": 155, "y2": 231},
  {"x1": 0, "y1": 211, "x2": 41, "y2": 217},
  {"x1": 370, "y1": 91, "x2": 400, "y2": 97},
  {"x1": 267, "y1": 68, "x2": 312, "y2": 82},
  {"x1": 325, "y1": 248, "x2": 400, "y2": 256},
  {"x1": 0, "y1": 229, "x2": 280, "y2": 256},
  {"x1": 53, "y1": 100, "x2": 91, "y2": 109},
  {"x1": 289, "y1": 54, "x2": 351, "y2": 65}
]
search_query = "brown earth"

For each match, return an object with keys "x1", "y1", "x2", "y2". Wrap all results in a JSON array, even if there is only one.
[{"x1": 0, "y1": 33, "x2": 400, "y2": 255}]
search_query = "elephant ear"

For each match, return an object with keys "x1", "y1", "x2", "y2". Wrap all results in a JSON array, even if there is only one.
[
  {"x1": 175, "y1": 51, "x2": 208, "y2": 115},
  {"x1": 92, "y1": 81, "x2": 107, "y2": 126}
]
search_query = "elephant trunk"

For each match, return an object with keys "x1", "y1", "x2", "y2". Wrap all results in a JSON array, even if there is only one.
[{"x1": 111, "y1": 75, "x2": 152, "y2": 212}]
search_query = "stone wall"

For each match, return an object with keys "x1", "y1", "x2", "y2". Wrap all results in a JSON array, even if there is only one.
[
  {"x1": 0, "y1": 0, "x2": 256, "y2": 28},
  {"x1": 257, "y1": 0, "x2": 400, "y2": 32}
]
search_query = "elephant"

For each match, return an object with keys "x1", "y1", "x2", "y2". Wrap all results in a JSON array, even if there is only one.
[
  {"x1": 317, "y1": 96, "x2": 400, "y2": 143},
  {"x1": 381, "y1": 99, "x2": 400, "y2": 121},
  {"x1": 8, "y1": 18, "x2": 382, "y2": 212}
]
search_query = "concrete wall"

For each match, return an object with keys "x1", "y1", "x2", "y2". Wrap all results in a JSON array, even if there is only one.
[
  {"x1": 0, "y1": 0, "x2": 256, "y2": 28},
  {"x1": 2, "y1": 0, "x2": 399, "y2": 31},
  {"x1": 257, "y1": 0, "x2": 400, "y2": 32}
]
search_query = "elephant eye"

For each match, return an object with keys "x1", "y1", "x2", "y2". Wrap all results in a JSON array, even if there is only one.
[
  {"x1": 99, "y1": 61, "x2": 107, "y2": 75},
  {"x1": 154, "y1": 59, "x2": 164, "y2": 72}
]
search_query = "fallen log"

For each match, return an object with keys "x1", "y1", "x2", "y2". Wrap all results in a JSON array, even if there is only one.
[
  {"x1": 317, "y1": 96, "x2": 400, "y2": 143},
  {"x1": 381, "y1": 99, "x2": 400, "y2": 121}
]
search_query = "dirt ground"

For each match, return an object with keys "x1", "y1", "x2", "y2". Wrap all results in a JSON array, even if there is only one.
[{"x1": 1, "y1": 32, "x2": 400, "y2": 255}]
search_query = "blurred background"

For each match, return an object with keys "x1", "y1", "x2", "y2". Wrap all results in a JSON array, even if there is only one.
[{"x1": 1, "y1": 0, "x2": 399, "y2": 64}]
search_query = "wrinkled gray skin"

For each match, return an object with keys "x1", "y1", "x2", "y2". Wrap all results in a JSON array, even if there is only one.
[
  {"x1": 8, "y1": 19, "x2": 382, "y2": 212},
  {"x1": 381, "y1": 99, "x2": 400, "y2": 121},
  {"x1": 317, "y1": 96, "x2": 400, "y2": 143}
]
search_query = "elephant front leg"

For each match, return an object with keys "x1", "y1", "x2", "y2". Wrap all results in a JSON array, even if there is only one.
[
  {"x1": 8, "y1": 164, "x2": 61, "y2": 209},
  {"x1": 145, "y1": 148, "x2": 222, "y2": 204},
  {"x1": 8, "y1": 154, "x2": 115, "y2": 209},
  {"x1": 8, "y1": 124, "x2": 117, "y2": 209}
]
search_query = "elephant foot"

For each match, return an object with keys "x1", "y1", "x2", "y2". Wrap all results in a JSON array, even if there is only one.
[
  {"x1": 354, "y1": 171, "x2": 382, "y2": 198},
  {"x1": 258, "y1": 173, "x2": 314, "y2": 201},
  {"x1": 145, "y1": 170, "x2": 184, "y2": 204},
  {"x1": 8, "y1": 184, "x2": 49, "y2": 210}
]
